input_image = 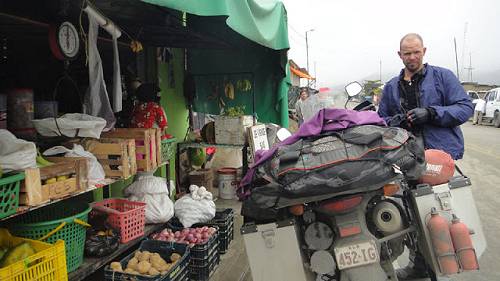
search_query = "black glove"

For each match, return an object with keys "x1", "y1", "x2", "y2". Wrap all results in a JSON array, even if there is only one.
[
  {"x1": 407, "y1": 108, "x2": 432, "y2": 125},
  {"x1": 388, "y1": 114, "x2": 410, "y2": 129}
]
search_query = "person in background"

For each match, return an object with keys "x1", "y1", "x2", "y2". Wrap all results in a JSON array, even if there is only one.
[
  {"x1": 130, "y1": 82, "x2": 171, "y2": 138},
  {"x1": 295, "y1": 88, "x2": 309, "y2": 126},
  {"x1": 472, "y1": 97, "x2": 486, "y2": 125},
  {"x1": 378, "y1": 33, "x2": 473, "y2": 280}
]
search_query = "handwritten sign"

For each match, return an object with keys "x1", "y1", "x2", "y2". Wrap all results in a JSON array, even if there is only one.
[{"x1": 247, "y1": 124, "x2": 269, "y2": 161}]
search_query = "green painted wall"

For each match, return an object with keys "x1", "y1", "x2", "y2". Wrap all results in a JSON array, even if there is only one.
[{"x1": 159, "y1": 48, "x2": 189, "y2": 141}]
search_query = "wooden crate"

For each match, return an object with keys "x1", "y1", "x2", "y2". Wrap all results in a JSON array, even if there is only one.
[
  {"x1": 20, "y1": 157, "x2": 89, "y2": 206},
  {"x1": 214, "y1": 115, "x2": 254, "y2": 145},
  {"x1": 101, "y1": 128, "x2": 161, "y2": 171},
  {"x1": 81, "y1": 138, "x2": 137, "y2": 179}
]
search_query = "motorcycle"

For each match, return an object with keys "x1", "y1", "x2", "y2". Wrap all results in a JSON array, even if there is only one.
[{"x1": 241, "y1": 82, "x2": 486, "y2": 281}]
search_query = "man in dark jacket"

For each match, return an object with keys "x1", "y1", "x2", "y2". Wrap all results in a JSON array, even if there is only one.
[
  {"x1": 378, "y1": 33, "x2": 473, "y2": 160},
  {"x1": 378, "y1": 33, "x2": 473, "y2": 279}
]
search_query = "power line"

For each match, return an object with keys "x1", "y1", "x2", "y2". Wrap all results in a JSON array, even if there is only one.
[{"x1": 288, "y1": 24, "x2": 306, "y2": 39}]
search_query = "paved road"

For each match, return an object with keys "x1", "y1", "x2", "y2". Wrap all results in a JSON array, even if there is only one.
[{"x1": 452, "y1": 122, "x2": 500, "y2": 281}]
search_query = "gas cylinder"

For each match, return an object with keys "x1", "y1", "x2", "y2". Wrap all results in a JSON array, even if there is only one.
[
  {"x1": 450, "y1": 214, "x2": 479, "y2": 271},
  {"x1": 427, "y1": 208, "x2": 460, "y2": 275}
]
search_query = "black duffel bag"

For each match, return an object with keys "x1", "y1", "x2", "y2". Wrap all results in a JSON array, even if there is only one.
[{"x1": 250, "y1": 125, "x2": 425, "y2": 200}]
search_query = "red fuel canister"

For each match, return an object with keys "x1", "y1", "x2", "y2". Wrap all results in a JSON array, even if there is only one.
[
  {"x1": 427, "y1": 208, "x2": 460, "y2": 275},
  {"x1": 450, "y1": 214, "x2": 479, "y2": 271}
]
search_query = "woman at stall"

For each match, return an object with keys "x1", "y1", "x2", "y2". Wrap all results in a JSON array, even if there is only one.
[{"x1": 130, "y1": 82, "x2": 170, "y2": 138}]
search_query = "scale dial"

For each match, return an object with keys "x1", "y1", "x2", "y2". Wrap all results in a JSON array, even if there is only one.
[{"x1": 49, "y1": 21, "x2": 80, "y2": 60}]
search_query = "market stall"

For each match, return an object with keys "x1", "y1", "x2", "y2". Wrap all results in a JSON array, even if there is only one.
[{"x1": 0, "y1": 0, "x2": 290, "y2": 280}]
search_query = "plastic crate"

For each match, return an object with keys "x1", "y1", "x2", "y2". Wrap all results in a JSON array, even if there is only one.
[
  {"x1": 163, "y1": 218, "x2": 220, "y2": 260},
  {"x1": 9, "y1": 201, "x2": 90, "y2": 273},
  {"x1": 92, "y1": 198, "x2": 146, "y2": 243},
  {"x1": 193, "y1": 209, "x2": 234, "y2": 254},
  {"x1": 0, "y1": 172, "x2": 23, "y2": 220},
  {"x1": 104, "y1": 240, "x2": 190, "y2": 281},
  {"x1": 161, "y1": 138, "x2": 177, "y2": 163},
  {"x1": 189, "y1": 250, "x2": 220, "y2": 281},
  {"x1": 189, "y1": 239, "x2": 219, "y2": 267},
  {"x1": 172, "y1": 262, "x2": 189, "y2": 281},
  {"x1": 0, "y1": 228, "x2": 68, "y2": 281}
]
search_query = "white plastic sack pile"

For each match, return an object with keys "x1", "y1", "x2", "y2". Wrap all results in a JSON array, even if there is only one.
[
  {"x1": 32, "y1": 113, "x2": 106, "y2": 138},
  {"x1": 0, "y1": 129, "x2": 37, "y2": 172},
  {"x1": 174, "y1": 185, "x2": 216, "y2": 227},
  {"x1": 43, "y1": 144, "x2": 105, "y2": 181},
  {"x1": 124, "y1": 174, "x2": 174, "y2": 224}
]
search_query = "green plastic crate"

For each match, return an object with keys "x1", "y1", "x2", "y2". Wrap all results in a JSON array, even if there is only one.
[
  {"x1": 10, "y1": 201, "x2": 91, "y2": 273},
  {"x1": 161, "y1": 138, "x2": 177, "y2": 163},
  {"x1": 0, "y1": 172, "x2": 23, "y2": 219}
]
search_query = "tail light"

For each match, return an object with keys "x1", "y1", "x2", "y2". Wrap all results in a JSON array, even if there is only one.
[
  {"x1": 338, "y1": 224, "x2": 362, "y2": 237},
  {"x1": 320, "y1": 196, "x2": 362, "y2": 213},
  {"x1": 383, "y1": 183, "x2": 400, "y2": 196}
]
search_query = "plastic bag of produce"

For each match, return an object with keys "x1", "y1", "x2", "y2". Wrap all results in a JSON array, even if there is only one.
[
  {"x1": 173, "y1": 185, "x2": 216, "y2": 227},
  {"x1": 0, "y1": 129, "x2": 37, "y2": 172},
  {"x1": 43, "y1": 144, "x2": 105, "y2": 181},
  {"x1": 124, "y1": 174, "x2": 174, "y2": 224}
]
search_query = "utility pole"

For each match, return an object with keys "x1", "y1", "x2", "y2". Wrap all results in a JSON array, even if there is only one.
[
  {"x1": 465, "y1": 52, "x2": 474, "y2": 82},
  {"x1": 454, "y1": 37, "x2": 460, "y2": 80},
  {"x1": 379, "y1": 60, "x2": 382, "y2": 82},
  {"x1": 305, "y1": 29, "x2": 314, "y2": 86}
]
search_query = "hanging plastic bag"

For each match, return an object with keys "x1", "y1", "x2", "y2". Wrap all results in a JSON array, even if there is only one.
[
  {"x1": 43, "y1": 144, "x2": 105, "y2": 181},
  {"x1": 0, "y1": 129, "x2": 37, "y2": 172},
  {"x1": 174, "y1": 185, "x2": 216, "y2": 227},
  {"x1": 32, "y1": 113, "x2": 107, "y2": 138},
  {"x1": 124, "y1": 174, "x2": 174, "y2": 224}
]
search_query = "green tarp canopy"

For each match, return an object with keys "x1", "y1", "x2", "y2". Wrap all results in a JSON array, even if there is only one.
[{"x1": 142, "y1": 0, "x2": 291, "y2": 127}]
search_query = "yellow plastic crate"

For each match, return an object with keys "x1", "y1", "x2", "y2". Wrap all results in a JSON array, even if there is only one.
[{"x1": 0, "y1": 229, "x2": 67, "y2": 281}]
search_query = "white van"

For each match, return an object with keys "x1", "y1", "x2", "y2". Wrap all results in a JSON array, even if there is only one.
[{"x1": 481, "y1": 87, "x2": 500, "y2": 127}]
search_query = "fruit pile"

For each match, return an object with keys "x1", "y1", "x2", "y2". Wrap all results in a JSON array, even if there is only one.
[
  {"x1": 109, "y1": 250, "x2": 181, "y2": 276},
  {"x1": 0, "y1": 242, "x2": 37, "y2": 268}
]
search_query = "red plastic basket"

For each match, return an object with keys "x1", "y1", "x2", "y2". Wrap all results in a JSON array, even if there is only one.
[{"x1": 92, "y1": 198, "x2": 146, "y2": 243}]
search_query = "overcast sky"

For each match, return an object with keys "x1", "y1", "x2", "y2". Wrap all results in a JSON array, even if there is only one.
[{"x1": 282, "y1": 0, "x2": 500, "y2": 88}]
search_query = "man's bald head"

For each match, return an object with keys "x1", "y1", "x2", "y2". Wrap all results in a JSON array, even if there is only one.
[{"x1": 400, "y1": 33, "x2": 424, "y2": 50}]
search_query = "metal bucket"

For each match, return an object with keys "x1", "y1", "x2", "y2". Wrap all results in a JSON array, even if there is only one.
[{"x1": 7, "y1": 88, "x2": 35, "y2": 139}]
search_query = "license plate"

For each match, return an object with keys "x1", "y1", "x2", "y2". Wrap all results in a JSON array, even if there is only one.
[{"x1": 334, "y1": 241, "x2": 379, "y2": 270}]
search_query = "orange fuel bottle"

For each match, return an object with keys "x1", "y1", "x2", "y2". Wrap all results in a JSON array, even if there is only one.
[
  {"x1": 450, "y1": 214, "x2": 479, "y2": 271},
  {"x1": 427, "y1": 208, "x2": 460, "y2": 275}
]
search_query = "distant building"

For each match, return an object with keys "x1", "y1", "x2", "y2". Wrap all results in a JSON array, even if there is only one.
[
  {"x1": 289, "y1": 59, "x2": 314, "y2": 87},
  {"x1": 461, "y1": 82, "x2": 498, "y2": 92}
]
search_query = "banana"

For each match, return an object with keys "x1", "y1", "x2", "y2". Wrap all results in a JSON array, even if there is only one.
[
  {"x1": 130, "y1": 40, "x2": 143, "y2": 53},
  {"x1": 36, "y1": 150, "x2": 54, "y2": 167},
  {"x1": 225, "y1": 82, "x2": 235, "y2": 99}
]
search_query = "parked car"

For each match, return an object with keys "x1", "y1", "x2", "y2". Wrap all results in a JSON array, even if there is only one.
[
  {"x1": 467, "y1": 91, "x2": 482, "y2": 107},
  {"x1": 480, "y1": 88, "x2": 500, "y2": 127}
]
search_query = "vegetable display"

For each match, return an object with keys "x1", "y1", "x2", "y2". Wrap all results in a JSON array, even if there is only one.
[
  {"x1": 109, "y1": 250, "x2": 181, "y2": 276},
  {"x1": 151, "y1": 226, "x2": 217, "y2": 248}
]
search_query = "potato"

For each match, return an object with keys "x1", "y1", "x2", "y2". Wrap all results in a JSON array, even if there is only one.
[
  {"x1": 134, "y1": 251, "x2": 141, "y2": 259},
  {"x1": 151, "y1": 255, "x2": 167, "y2": 265},
  {"x1": 170, "y1": 253, "x2": 181, "y2": 262},
  {"x1": 137, "y1": 251, "x2": 152, "y2": 262},
  {"x1": 110, "y1": 262, "x2": 123, "y2": 272},
  {"x1": 148, "y1": 267, "x2": 160, "y2": 276},
  {"x1": 127, "y1": 257, "x2": 139, "y2": 271},
  {"x1": 124, "y1": 268, "x2": 139, "y2": 275},
  {"x1": 137, "y1": 260, "x2": 152, "y2": 274}
]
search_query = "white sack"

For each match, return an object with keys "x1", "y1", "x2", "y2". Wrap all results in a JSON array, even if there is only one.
[
  {"x1": 43, "y1": 144, "x2": 105, "y2": 181},
  {"x1": 0, "y1": 129, "x2": 37, "y2": 172},
  {"x1": 32, "y1": 113, "x2": 106, "y2": 138},
  {"x1": 174, "y1": 185, "x2": 216, "y2": 228},
  {"x1": 124, "y1": 175, "x2": 174, "y2": 224}
]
